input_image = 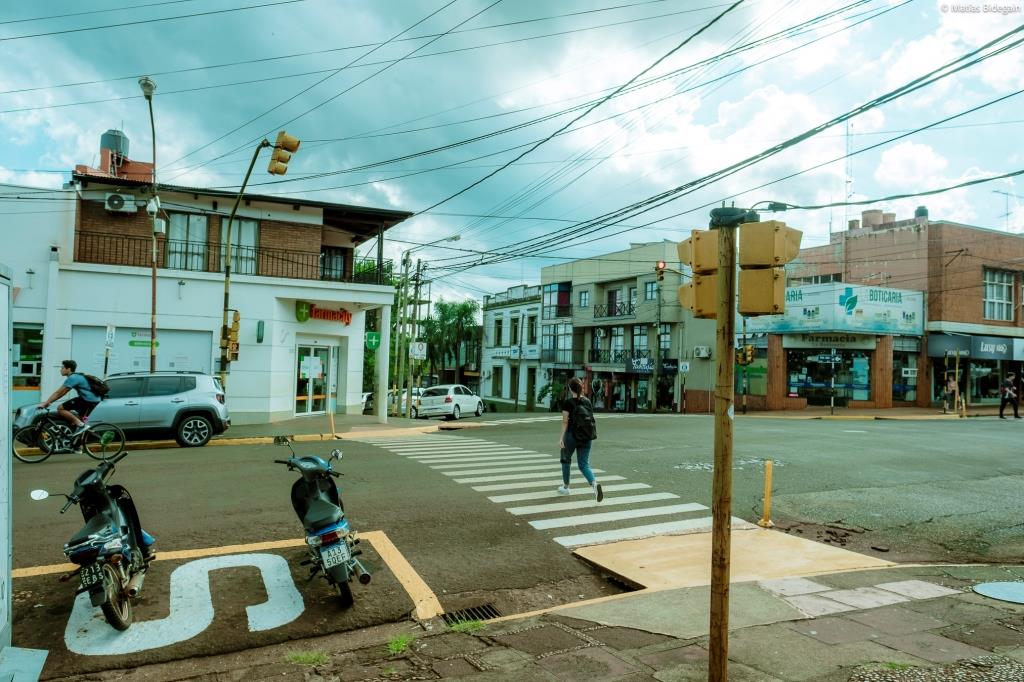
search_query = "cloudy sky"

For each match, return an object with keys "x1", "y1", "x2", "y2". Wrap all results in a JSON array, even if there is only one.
[{"x1": 2, "y1": 0, "x2": 1023, "y2": 301}]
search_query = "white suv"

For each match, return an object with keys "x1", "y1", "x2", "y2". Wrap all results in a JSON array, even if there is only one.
[
  {"x1": 415, "y1": 384, "x2": 484, "y2": 420},
  {"x1": 91, "y1": 371, "x2": 231, "y2": 447}
]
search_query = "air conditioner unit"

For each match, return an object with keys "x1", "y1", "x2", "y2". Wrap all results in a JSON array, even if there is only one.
[
  {"x1": 693, "y1": 345, "x2": 712, "y2": 359},
  {"x1": 594, "y1": 328, "x2": 605, "y2": 338},
  {"x1": 104, "y1": 193, "x2": 137, "y2": 213}
]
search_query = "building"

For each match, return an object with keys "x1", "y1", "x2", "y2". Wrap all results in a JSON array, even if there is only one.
[
  {"x1": 6, "y1": 129, "x2": 410, "y2": 424},
  {"x1": 789, "y1": 207, "x2": 1024, "y2": 408},
  {"x1": 481, "y1": 285, "x2": 541, "y2": 410},
  {"x1": 539, "y1": 241, "x2": 716, "y2": 412}
]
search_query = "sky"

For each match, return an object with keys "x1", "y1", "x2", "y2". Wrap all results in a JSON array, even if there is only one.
[{"x1": 2, "y1": 0, "x2": 1024, "y2": 303}]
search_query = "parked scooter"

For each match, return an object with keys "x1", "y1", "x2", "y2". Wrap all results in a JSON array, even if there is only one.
[
  {"x1": 274, "y1": 438, "x2": 370, "y2": 606},
  {"x1": 30, "y1": 449, "x2": 154, "y2": 630}
]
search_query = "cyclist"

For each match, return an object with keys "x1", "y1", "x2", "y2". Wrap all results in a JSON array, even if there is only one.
[{"x1": 41, "y1": 359, "x2": 100, "y2": 437}]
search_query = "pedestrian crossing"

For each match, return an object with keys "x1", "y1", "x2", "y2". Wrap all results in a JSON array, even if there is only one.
[
  {"x1": 354, "y1": 434, "x2": 750, "y2": 549},
  {"x1": 474, "y1": 414, "x2": 630, "y2": 426}
]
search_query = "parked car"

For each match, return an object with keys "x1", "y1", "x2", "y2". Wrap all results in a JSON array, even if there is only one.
[
  {"x1": 89, "y1": 371, "x2": 231, "y2": 447},
  {"x1": 414, "y1": 384, "x2": 484, "y2": 420},
  {"x1": 362, "y1": 392, "x2": 374, "y2": 413},
  {"x1": 388, "y1": 387, "x2": 422, "y2": 413}
]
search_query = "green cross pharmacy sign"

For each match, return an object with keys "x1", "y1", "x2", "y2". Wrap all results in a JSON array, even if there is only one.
[{"x1": 365, "y1": 331, "x2": 381, "y2": 351}]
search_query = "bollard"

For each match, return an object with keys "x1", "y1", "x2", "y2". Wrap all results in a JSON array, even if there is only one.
[{"x1": 757, "y1": 459, "x2": 775, "y2": 528}]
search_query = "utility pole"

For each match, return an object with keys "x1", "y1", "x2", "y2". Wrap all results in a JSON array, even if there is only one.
[
  {"x1": 513, "y1": 311, "x2": 525, "y2": 413},
  {"x1": 393, "y1": 255, "x2": 410, "y2": 416},
  {"x1": 652, "y1": 280, "x2": 662, "y2": 413},
  {"x1": 741, "y1": 316, "x2": 748, "y2": 415},
  {"x1": 406, "y1": 260, "x2": 423, "y2": 419}
]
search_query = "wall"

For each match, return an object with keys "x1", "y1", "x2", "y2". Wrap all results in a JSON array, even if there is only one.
[{"x1": 1, "y1": 263, "x2": 11, "y2": 649}]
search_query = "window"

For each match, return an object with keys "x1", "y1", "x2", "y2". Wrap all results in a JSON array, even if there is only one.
[
  {"x1": 632, "y1": 325, "x2": 648, "y2": 352},
  {"x1": 221, "y1": 218, "x2": 258, "y2": 275},
  {"x1": 12, "y1": 324, "x2": 43, "y2": 392},
  {"x1": 423, "y1": 387, "x2": 447, "y2": 398},
  {"x1": 629, "y1": 287, "x2": 637, "y2": 307},
  {"x1": 541, "y1": 323, "x2": 574, "y2": 363},
  {"x1": 788, "y1": 273, "x2": 842, "y2": 286},
  {"x1": 659, "y1": 323, "x2": 671, "y2": 352},
  {"x1": 579, "y1": 290, "x2": 590, "y2": 308},
  {"x1": 320, "y1": 246, "x2": 346, "y2": 281},
  {"x1": 491, "y1": 366, "x2": 503, "y2": 397},
  {"x1": 984, "y1": 269, "x2": 1014, "y2": 321},
  {"x1": 645, "y1": 281, "x2": 657, "y2": 300},
  {"x1": 527, "y1": 316, "x2": 537, "y2": 344},
  {"x1": 610, "y1": 326, "x2": 624, "y2": 352},
  {"x1": 145, "y1": 376, "x2": 184, "y2": 396},
  {"x1": 510, "y1": 317, "x2": 520, "y2": 345},
  {"x1": 494, "y1": 317, "x2": 504, "y2": 346},
  {"x1": 167, "y1": 213, "x2": 208, "y2": 271},
  {"x1": 106, "y1": 377, "x2": 145, "y2": 399},
  {"x1": 510, "y1": 366, "x2": 519, "y2": 399},
  {"x1": 542, "y1": 282, "x2": 572, "y2": 318}
]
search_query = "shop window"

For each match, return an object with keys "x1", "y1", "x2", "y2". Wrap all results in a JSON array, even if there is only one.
[
  {"x1": 970, "y1": 360, "x2": 1004, "y2": 403},
  {"x1": 892, "y1": 351, "x2": 918, "y2": 402},
  {"x1": 12, "y1": 323, "x2": 43, "y2": 393},
  {"x1": 983, "y1": 269, "x2": 1014, "y2": 321},
  {"x1": 786, "y1": 348, "x2": 871, "y2": 406}
]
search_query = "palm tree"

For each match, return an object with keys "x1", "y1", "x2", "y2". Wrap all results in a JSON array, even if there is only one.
[{"x1": 428, "y1": 299, "x2": 480, "y2": 384}]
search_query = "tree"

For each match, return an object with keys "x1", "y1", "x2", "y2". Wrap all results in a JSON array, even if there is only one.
[{"x1": 427, "y1": 299, "x2": 480, "y2": 384}]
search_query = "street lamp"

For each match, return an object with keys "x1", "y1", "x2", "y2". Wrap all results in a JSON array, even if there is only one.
[{"x1": 139, "y1": 76, "x2": 159, "y2": 372}]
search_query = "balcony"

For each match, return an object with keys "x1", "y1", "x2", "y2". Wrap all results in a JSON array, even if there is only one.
[
  {"x1": 593, "y1": 302, "x2": 636, "y2": 318},
  {"x1": 542, "y1": 304, "x2": 573, "y2": 320},
  {"x1": 588, "y1": 348, "x2": 651, "y2": 364},
  {"x1": 541, "y1": 349, "x2": 583, "y2": 365},
  {"x1": 75, "y1": 232, "x2": 393, "y2": 285}
]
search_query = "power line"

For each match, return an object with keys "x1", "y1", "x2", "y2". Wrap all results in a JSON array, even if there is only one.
[{"x1": 0, "y1": 0, "x2": 205, "y2": 27}]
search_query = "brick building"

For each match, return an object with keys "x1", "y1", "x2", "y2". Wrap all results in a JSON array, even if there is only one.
[
  {"x1": 7, "y1": 129, "x2": 410, "y2": 424},
  {"x1": 786, "y1": 207, "x2": 1024, "y2": 408}
]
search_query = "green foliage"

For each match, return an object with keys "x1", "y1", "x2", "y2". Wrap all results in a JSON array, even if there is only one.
[
  {"x1": 537, "y1": 381, "x2": 564, "y2": 412},
  {"x1": 883, "y1": 662, "x2": 912, "y2": 671},
  {"x1": 387, "y1": 634, "x2": 415, "y2": 655},
  {"x1": 449, "y1": 619, "x2": 486, "y2": 633},
  {"x1": 283, "y1": 650, "x2": 328, "y2": 666}
]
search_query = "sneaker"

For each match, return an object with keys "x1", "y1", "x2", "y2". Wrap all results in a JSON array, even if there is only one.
[
  {"x1": 556, "y1": 485, "x2": 571, "y2": 495},
  {"x1": 71, "y1": 423, "x2": 90, "y2": 437},
  {"x1": 593, "y1": 482, "x2": 604, "y2": 503},
  {"x1": 1000, "y1": 416, "x2": 1007, "y2": 419}
]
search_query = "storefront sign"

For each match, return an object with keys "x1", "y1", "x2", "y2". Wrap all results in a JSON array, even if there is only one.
[
  {"x1": 1014, "y1": 338, "x2": 1024, "y2": 361},
  {"x1": 971, "y1": 335, "x2": 1011, "y2": 360},
  {"x1": 661, "y1": 358, "x2": 679, "y2": 374},
  {"x1": 928, "y1": 334, "x2": 970, "y2": 358},
  {"x1": 365, "y1": 332, "x2": 380, "y2": 350},
  {"x1": 295, "y1": 301, "x2": 352, "y2": 325},
  {"x1": 747, "y1": 284, "x2": 923, "y2": 336},
  {"x1": 629, "y1": 357, "x2": 654, "y2": 374},
  {"x1": 783, "y1": 333, "x2": 876, "y2": 350}
]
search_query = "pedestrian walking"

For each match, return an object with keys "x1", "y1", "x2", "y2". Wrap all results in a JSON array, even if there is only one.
[
  {"x1": 999, "y1": 372, "x2": 1020, "y2": 419},
  {"x1": 558, "y1": 377, "x2": 603, "y2": 501}
]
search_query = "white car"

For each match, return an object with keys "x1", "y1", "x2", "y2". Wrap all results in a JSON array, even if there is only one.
[
  {"x1": 388, "y1": 387, "x2": 422, "y2": 413},
  {"x1": 415, "y1": 384, "x2": 484, "y2": 420},
  {"x1": 361, "y1": 392, "x2": 373, "y2": 413}
]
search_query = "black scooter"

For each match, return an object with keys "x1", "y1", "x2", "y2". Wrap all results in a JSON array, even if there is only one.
[
  {"x1": 30, "y1": 449, "x2": 154, "y2": 630},
  {"x1": 274, "y1": 439, "x2": 370, "y2": 606}
]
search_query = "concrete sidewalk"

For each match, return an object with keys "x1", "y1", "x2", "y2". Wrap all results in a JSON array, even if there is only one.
[{"x1": 53, "y1": 562, "x2": 1024, "y2": 681}]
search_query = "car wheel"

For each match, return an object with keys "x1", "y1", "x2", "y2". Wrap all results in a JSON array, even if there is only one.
[
  {"x1": 412, "y1": 406, "x2": 418, "y2": 419},
  {"x1": 452, "y1": 405, "x2": 461, "y2": 421},
  {"x1": 176, "y1": 415, "x2": 213, "y2": 447},
  {"x1": 475, "y1": 401, "x2": 483, "y2": 417}
]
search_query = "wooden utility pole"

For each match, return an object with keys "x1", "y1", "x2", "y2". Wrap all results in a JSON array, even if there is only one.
[
  {"x1": 709, "y1": 209, "x2": 741, "y2": 682},
  {"x1": 393, "y1": 255, "x2": 410, "y2": 416},
  {"x1": 406, "y1": 260, "x2": 423, "y2": 419}
]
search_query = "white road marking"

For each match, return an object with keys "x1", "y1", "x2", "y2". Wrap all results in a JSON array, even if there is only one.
[
  {"x1": 553, "y1": 518, "x2": 720, "y2": 548},
  {"x1": 487, "y1": 483, "x2": 651, "y2": 503},
  {"x1": 387, "y1": 444, "x2": 513, "y2": 453},
  {"x1": 64, "y1": 553, "x2": 303, "y2": 656},
  {"x1": 455, "y1": 469, "x2": 605, "y2": 483},
  {"x1": 409, "y1": 450, "x2": 532, "y2": 460},
  {"x1": 529, "y1": 503, "x2": 708, "y2": 530},
  {"x1": 843, "y1": 430, "x2": 868, "y2": 433},
  {"x1": 471, "y1": 476, "x2": 627, "y2": 492},
  {"x1": 439, "y1": 463, "x2": 563, "y2": 476},
  {"x1": 427, "y1": 456, "x2": 554, "y2": 468},
  {"x1": 506, "y1": 492, "x2": 680, "y2": 515}
]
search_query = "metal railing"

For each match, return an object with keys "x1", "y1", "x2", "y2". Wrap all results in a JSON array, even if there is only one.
[
  {"x1": 593, "y1": 301, "x2": 636, "y2": 318},
  {"x1": 75, "y1": 232, "x2": 391, "y2": 284}
]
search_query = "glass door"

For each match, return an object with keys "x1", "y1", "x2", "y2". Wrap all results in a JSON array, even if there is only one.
[{"x1": 295, "y1": 345, "x2": 332, "y2": 415}]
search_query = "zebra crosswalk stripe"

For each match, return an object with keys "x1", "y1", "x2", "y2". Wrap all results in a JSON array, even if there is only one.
[
  {"x1": 470, "y1": 476, "x2": 626, "y2": 492},
  {"x1": 487, "y1": 483, "x2": 651, "y2": 503},
  {"x1": 553, "y1": 518, "x2": 720, "y2": 548},
  {"x1": 438, "y1": 463, "x2": 562, "y2": 476},
  {"x1": 454, "y1": 469, "x2": 605, "y2": 484},
  {"x1": 423, "y1": 455, "x2": 551, "y2": 466},
  {"x1": 505, "y1": 492, "x2": 679, "y2": 515},
  {"x1": 529, "y1": 503, "x2": 708, "y2": 530}
]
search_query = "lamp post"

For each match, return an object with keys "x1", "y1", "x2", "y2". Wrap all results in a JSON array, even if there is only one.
[{"x1": 139, "y1": 76, "x2": 159, "y2": 372}]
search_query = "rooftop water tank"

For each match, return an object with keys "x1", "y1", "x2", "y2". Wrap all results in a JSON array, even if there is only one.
[{"x1": 100, "y1": 129, "x2": 129, "y2": 157}]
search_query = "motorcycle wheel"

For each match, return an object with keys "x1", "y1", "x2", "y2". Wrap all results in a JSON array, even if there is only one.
[
  {"x1": 336, "y1": 580, "x2": 354, "y2": 608},
  {"x1": 100, "y1": 564, "x2": 133, "y2": 631}
]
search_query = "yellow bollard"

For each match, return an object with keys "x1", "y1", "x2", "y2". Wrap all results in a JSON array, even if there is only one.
[{"x1": 757, "y1": 459, "x2": 775, "y2": 528}]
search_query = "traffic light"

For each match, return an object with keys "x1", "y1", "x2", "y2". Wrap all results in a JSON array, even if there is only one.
[
  {"x1": 735, "y1": 348, "x2": 746, "y2": 366},
  {"x1": 267, "y1": 131, "x2": 301, "y2": 175},
  {"x1": 738, "y1": 220, "x2": 802, "y2": 315},
  {"x1": 677, "y1": 229, "x2": 717, "y2": 319},
  {"x1": 655, "y1": 260, "x2": 666, "y2": 282},
  {"x1": 228, "y1": 310, "x2": 241, "y2": 360},
  {"x1": 744, "y1": 344, "x2": 754, "y2": 364}
]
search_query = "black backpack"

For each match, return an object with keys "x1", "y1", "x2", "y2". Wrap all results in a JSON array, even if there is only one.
[
  {"x1": 570, "y1": 397, "x2": 597, "y2": 442},
  {"x1": 78, "y1": 373, "x2": 110, "y2": 400}
]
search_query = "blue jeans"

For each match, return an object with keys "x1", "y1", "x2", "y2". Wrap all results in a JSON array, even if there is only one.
[{"x1": 561, "y1": 432, "x2": 595, "y2": 486}]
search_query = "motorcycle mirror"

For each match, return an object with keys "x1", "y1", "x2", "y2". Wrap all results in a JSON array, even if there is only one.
[
  {"x1": 30, "y1": 489, "x2": 50, "y2": 501},
  {"x1": 330, "y1": 449, "x2": 342, "y2": 461}
]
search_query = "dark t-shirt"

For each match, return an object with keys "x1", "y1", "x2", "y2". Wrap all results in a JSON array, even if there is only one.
[{"x1": 1002, "y1": 379, "x2": 1016, "y2": 398}]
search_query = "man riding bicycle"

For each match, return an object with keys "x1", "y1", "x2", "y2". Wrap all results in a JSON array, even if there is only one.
[{"x1": 41, "y1": 360, "x2": 100, "y2": 437}]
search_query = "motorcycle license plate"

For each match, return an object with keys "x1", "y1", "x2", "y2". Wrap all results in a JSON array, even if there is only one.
[
  {"x1": 80, "y1": 563, "x2": 103, "y2": 588},
  {"x1": 320, "y1": 542, "x2": 350, "y2": 569}
]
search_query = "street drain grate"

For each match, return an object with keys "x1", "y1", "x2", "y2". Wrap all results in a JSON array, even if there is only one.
[{"x1": 442, "y1": 603, "x2": 502, "y2": 625}]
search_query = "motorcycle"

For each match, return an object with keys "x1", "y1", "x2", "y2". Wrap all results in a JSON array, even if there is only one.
[
  {"x1": 30, "y1": 449, "x2": 154, "y2": 630},
  {"x1": 274, "y1": 439, "x2": 370, "y2": 606}
]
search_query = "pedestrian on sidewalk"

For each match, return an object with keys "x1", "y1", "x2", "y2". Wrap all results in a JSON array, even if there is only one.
[
  {"x1": 999, "y1": 372, "x2": 1020, "y2": 419},
  {"x1": 558, "y1": 377, "x2": 603, "y2": 501}
]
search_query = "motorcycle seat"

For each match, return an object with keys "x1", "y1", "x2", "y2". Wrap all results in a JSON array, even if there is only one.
[
  {"x1": 303, "y1": 499, "x2": 343, "y2": 532},
  {"x1": 67, "y1": 513, "x2": 117, "y2": 548}
]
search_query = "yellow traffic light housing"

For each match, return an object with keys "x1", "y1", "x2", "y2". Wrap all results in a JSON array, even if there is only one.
[
  {"x1": 677, "y1": 229, "x2": 718, "y2": 319},
  {"x1": 737, "y1": 220, "x2": 802, "y2": 316},
  {"x1": 228, "y1": 310, "x2": 241, "y2": 360},
  {"x1": 655, "y1": 260, "x2": 666, "y2": 282},
  {"x1": 745, "y1": 344, "x2": 755, "y2": 364},
  {"x1": 267, "y1": 131, "x2": 301, "y2": 175}
]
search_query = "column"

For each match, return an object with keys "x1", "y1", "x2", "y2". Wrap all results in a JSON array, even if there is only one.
[{"x1": 375, "y1": 305, "x2": 391, "y2": 424}]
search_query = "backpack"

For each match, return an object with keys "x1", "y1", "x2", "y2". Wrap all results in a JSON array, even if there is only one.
[
  {"x1": 570, "y1": 397, "x2": 597, "y2": 442},
  {"x1": 78, "y1": 373, "x2": 110, "y2": 400}
]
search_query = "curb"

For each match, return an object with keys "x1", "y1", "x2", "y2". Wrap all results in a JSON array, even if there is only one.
[{"x1": 119, "y1": 425, "x2": 442, "y2": 452}]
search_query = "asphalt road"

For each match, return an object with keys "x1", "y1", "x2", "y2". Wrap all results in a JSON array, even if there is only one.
[{"x1": 11, "y1": 412, "x2": 1024, "y2": 677}]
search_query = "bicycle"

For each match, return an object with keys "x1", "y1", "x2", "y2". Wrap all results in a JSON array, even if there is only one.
[{"x1": 12, "y1": 408, "x2": 126, "y2": 464}]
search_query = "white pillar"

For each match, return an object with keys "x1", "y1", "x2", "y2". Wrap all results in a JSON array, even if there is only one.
[
  {"x1": 40, "y1": 249, "x2": 62, "y2": 395},
  {"x1": 375, "y1": 305, "x2": 391, "y2": 424}
]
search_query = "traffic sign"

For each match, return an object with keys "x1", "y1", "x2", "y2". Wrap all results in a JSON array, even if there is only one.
[
  {"x1": 409, "y1": 341, "x2": 427, "y2": 360},
  {"x1": 816, "y1": 355, "x2": 842, "y2": 364}
]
